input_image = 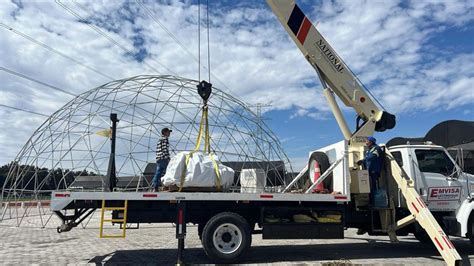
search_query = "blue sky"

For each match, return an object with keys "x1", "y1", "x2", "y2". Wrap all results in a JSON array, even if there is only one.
[{"x1": 0, "y1": 0, "x2": 473, "y2": 170}]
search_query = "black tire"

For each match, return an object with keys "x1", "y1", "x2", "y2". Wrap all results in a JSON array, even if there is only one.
[
  {"x1": 414, "y1": 230, "x2": 431, "y2": 244},
  {"x1": 201, "y1": 212, "x2": 251, "y2": 263},
  {"x1": 413, "y1": 223, "x2": 433, "y2": 244},
  {"x1": 468, "y1": 213, "x2": 474, "y2": 245},
  {"x1": 308, "y1": 151, "x2": 332, "y2": 189}
]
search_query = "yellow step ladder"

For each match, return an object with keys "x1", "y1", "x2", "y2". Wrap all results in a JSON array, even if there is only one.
[
  {"x1": 99, "y1": 200, "x2": 128, "y2": 238},
  {"x1": 385, "y1": 149, "x2": 462, "y2": 266}
]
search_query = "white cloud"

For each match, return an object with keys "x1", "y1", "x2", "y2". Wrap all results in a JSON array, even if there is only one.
[
  {"x1": 311, "y1": 0, "x2": 473, "y2": 114},
  {"x1": 0, "y1": 0, "x2": 473, "y2": 169}
]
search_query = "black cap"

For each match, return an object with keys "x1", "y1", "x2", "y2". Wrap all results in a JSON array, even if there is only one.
[{"x1": 161, "y1": 127, "x2": 172, "y2": 135}]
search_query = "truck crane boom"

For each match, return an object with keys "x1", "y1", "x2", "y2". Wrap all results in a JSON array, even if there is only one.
[{"x1": 267, "y1": 0, "x2": 395, "y2": 146}]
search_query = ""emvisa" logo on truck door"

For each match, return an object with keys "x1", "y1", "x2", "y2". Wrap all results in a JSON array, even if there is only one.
[{"x1": 427, "y1": 186, "x2": 462, "y2": 201}]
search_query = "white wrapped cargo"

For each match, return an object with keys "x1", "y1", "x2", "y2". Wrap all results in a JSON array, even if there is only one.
[{"x1": 161, "y1": 151, "x2": 234, "y2": 189}]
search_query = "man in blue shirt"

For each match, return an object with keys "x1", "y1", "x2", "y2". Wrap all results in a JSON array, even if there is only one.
[{"x1": 358, "y1": 136, "x2": 383, "y2": 198}]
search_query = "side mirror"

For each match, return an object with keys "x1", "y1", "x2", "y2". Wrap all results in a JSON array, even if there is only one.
[{"x1": 444, "y1": 168, "x2": 458, "y2": 179}]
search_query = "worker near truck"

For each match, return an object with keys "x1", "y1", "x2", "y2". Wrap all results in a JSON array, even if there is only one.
[
  {"x1": 358, "y1": 136, "x2": 383, "y2": 201},
  {"x1": 151, "y1": 127, "x2": 172, "y2": 192}
]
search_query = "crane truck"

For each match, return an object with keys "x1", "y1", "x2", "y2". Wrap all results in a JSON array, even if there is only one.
[{"x1": 49, "y1": 1, "x2": 470, "y2": 265}]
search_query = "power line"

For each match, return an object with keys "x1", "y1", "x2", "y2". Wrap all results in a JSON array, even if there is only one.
[
  {"x1": 135, "y1": 0, "x2": 195, "y2": 66},
  {"x1": 0, "y1": 22, "x2": 116, "y2": 81},
  {"x1": 1, "y1": 12, "x2": 162, "y2": 100},
  {"x1": 4, "y1": 0, "x2": 233, "y2": 105},
  {"x1": 247, "y1": 102, "x2": 272, "y2": 157},
  {"x1": 57, "y1": 0, "x2": 178, "y2": 76},
  {"x1": 0, "y1": 66, "x2": 76, "y2": 97},
  {"x1": 136, "y1": 0, "x2": 233, "y2": 92},
  {"x1": 0, "y1": 104, "x2": 49, "y2": 117}
]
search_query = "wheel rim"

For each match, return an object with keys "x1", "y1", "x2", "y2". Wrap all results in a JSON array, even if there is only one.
[
  {"x1": 309, "y1": 159, "x2": 318, "y2": 184},
  {"x1": 212, "y1": 223, "x2": 243, "y2": 254}
]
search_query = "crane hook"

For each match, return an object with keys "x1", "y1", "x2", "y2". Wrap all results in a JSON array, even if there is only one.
[{"x1": 197, "y1": 80, "x2": 212, "y2": 105}]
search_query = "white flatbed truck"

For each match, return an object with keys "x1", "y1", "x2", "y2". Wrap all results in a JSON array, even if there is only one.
[{"x1": 50, "y1": 1, "x2": 469, "y2": 265}]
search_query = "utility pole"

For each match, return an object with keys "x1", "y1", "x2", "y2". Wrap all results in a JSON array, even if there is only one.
[{"x1": 247, "y1": 103, "x2": 272, "y2": 158}]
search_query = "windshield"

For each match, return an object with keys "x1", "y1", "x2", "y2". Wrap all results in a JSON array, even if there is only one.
[{"x1": 415, "y1": 149, "x2": 455, "y2": 176}]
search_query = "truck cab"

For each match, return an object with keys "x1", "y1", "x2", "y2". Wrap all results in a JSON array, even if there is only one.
[{"x1": 388, "y1": 143, "x2": 474, "y2": 241}]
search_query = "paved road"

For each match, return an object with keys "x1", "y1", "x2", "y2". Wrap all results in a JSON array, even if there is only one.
[{"x1": 0, "y1": 211, "x2": 473, "y2": 265}]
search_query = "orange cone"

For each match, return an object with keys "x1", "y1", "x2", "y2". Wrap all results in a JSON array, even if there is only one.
[{"x1": 313, "y1": 161, "x2": 325, "y2": 192}]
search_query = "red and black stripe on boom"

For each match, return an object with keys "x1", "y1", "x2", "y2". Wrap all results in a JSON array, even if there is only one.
[{"x1": 287, "y1": 4, "x2": 312, "y2": 45}]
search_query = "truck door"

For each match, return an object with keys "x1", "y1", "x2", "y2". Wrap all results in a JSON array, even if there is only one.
[
  {"x1": 387, "y1": 150, "x2": 406, "y2": 207},
  {"x1": 413, "y1": 149, "x2": 463, "y2": 212}
]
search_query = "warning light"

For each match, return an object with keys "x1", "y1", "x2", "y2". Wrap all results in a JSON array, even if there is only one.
[{"x1": 360, "y1": 97, "x2": 365, "y2": 103}]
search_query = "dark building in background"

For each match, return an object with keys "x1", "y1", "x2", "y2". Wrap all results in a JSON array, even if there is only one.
[{"x1": 387, "y1": 120, "x2": 474, "y2": 174}]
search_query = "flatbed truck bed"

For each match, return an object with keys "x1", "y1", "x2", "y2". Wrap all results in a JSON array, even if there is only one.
[{"x1": 50, "y1": 189, "x2": 402, "y2": 263}]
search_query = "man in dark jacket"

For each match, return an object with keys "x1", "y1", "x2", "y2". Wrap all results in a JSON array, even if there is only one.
[
  {"x1": 151, "y1": 127, "x2": 172, "y2": 191},
  {"x1": 357, "y1": 136, "x2": 384, "y2": 236},
  {"x1": 358, "y1": 136, "x2": 383, "y2": 195}
]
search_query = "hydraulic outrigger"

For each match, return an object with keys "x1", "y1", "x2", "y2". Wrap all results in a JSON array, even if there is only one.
[{"x1": 267, "y1": 0, "x2": 462, "y2": 265}]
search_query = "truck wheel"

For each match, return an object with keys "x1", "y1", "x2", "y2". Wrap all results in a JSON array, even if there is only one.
[
  {"x1": 469, "y1": 215, "x2": 474, "y2": 244},
  {"x1": 201, "y1": 212, "x2": 251, "y2": 263},
  {"x1": 414, "y1": 230, "x2": 431, "y2": 244},
  {"x1": 308, "y1": 151, "x2": 332, "y2": 189},
  {"x1": 412, "y1": 222, "x2": 432, "y2": 244}
]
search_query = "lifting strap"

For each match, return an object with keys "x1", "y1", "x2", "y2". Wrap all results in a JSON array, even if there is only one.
[{"x1": 179, "y1": 105, "x2": 221, "y2": 191}]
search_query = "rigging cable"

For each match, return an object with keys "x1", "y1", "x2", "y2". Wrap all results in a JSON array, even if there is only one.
[
  {"x1": 198, "y1": 0, "x2": 201, "y2": 81},
  {"x1": 136, "y1": 0, "x2": 232, "y2": 92},
  {"x1": 206, "y1": 0, "x2": 211, "y2": 83}
]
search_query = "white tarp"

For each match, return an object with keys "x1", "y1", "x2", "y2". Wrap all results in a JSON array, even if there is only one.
[{"x1": 161, "y1": 151, "x2": 234, "y2": 189}]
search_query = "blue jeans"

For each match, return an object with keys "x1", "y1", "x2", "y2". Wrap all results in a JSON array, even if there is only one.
[
  {"x1": 369, "y1": 172, "x2": 380, "y2": 204},
  {"x1": 152, "y1": 159, "x2": 169, "y2": 189}
]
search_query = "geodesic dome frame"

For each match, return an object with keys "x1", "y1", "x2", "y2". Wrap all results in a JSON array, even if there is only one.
[{"x1": 1, "y1": 75, "x2": 294, "y2": 202}]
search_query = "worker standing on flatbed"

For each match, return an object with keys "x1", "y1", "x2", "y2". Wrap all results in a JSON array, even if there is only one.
[
  {"x1": 152, "y1": 127, "x2": 172, "y2": 192},
  {"x1": 358, "y1": 136, "x2": 383, "y2": 203}
]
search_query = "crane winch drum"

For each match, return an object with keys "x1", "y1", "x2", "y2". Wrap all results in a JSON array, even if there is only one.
[{"x1": 374, "y1": 111, "x2": 396, "y2": 132}]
